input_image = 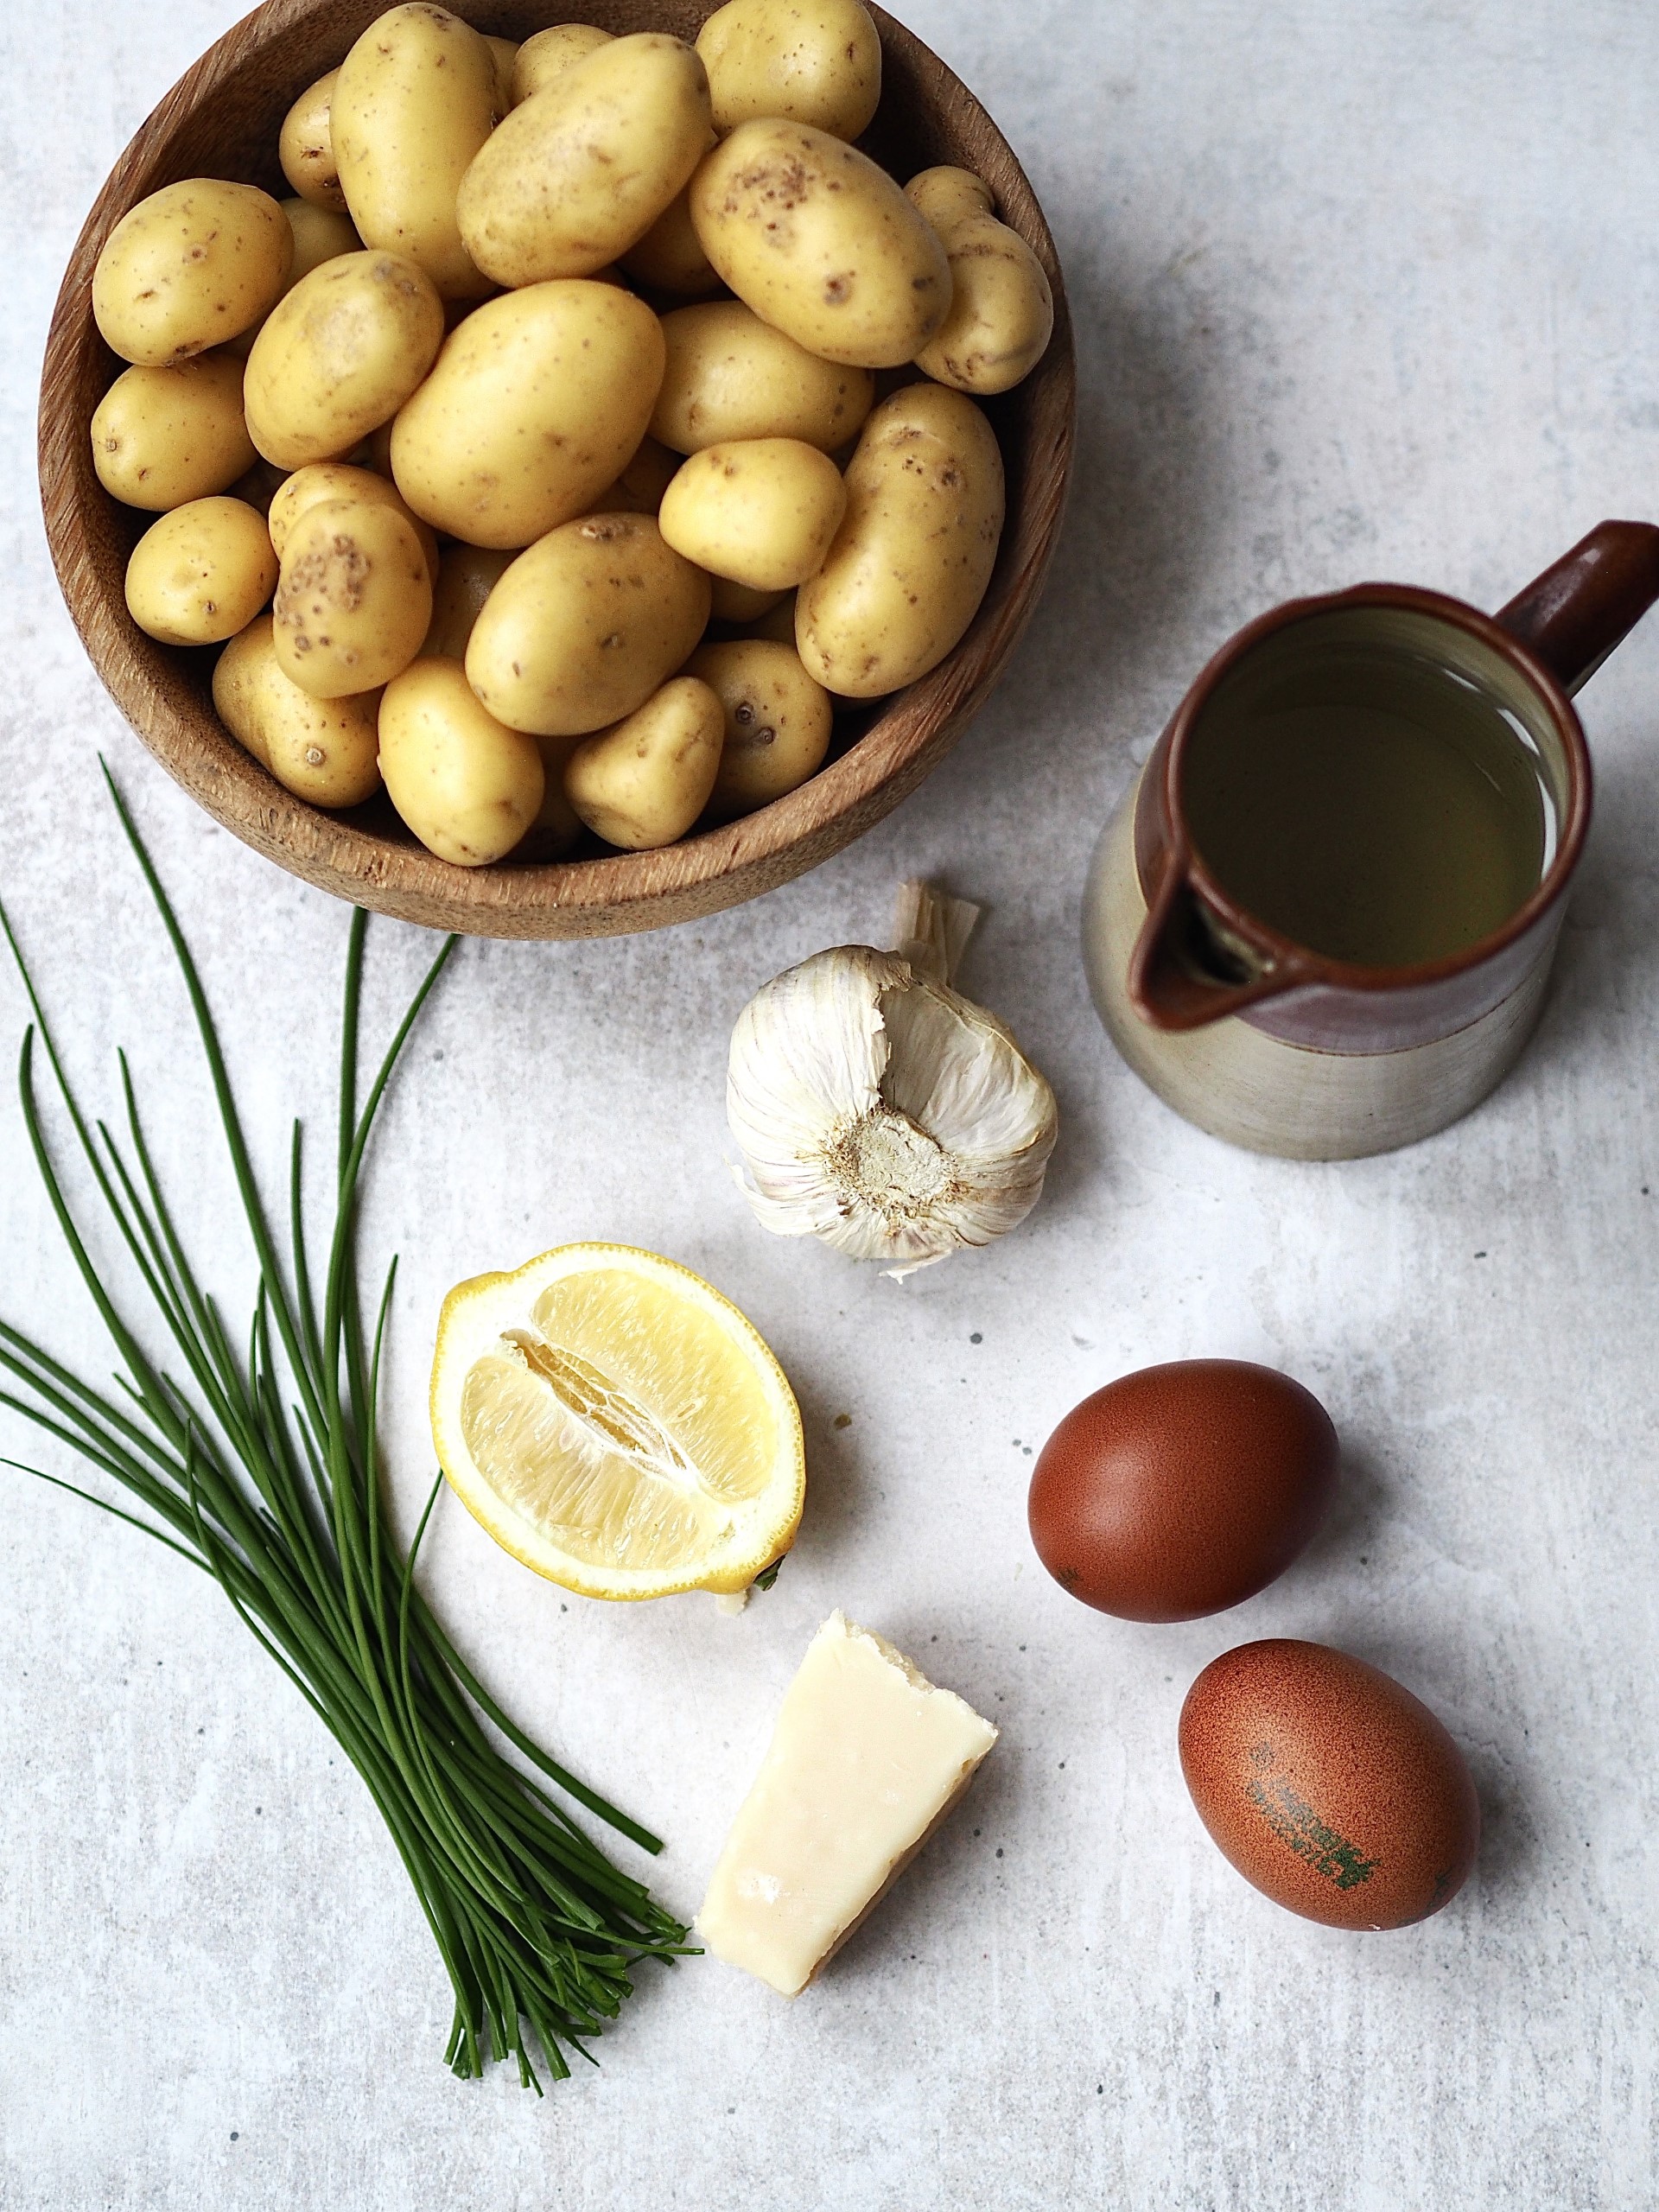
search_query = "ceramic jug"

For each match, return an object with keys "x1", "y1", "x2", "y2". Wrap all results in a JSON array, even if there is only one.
[{"x1": 1084, "y1": 521, "x2": 1659, "y2": 1159}]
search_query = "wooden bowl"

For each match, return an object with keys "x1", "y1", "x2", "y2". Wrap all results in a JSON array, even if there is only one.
[{"x1": 40, "y1": 0, "x2": 1075, "y2": 939}]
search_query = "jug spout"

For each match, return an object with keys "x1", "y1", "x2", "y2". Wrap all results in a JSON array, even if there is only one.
[
  {"x1": 1128, "y1": 851, "x2": 1312, "y2": 1031},
  {"x1": 1496, "y1": 519, "x2": 1659, "y2": 695}
]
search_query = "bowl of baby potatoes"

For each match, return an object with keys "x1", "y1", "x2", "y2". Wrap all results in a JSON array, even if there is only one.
[{"x1": 41, "y1": 0, "x2": 1074, "y2": 938}]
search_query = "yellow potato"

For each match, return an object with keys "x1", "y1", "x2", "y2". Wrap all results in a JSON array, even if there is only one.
[
  {"x1": 618, "y1": 187, "x2": 721, "y2": 296},
  {"x1": 510, "y1": 22, "x2": 613, "y2": 105},
  {"x1": 709, "y1": 576, "x2": 785, "y2": 624},
  {"x1": 563, "y1": 677, "x2": 724, "y2": 849},
  {"x1": 378, "y1": 657, "x2": 544, "y2": 864},
  {"x1": 456, "y1": 34, "x2": 713, "y2": 287},
  {"x1": 421, "y1": 543, "x2": 515, "y2": 658},
  {"x1": 796, "y1": 382, "x2": 1004, "y2": 696},
  {"x1": 658, "y1": 437, "x2": 846, "y2": 590},
  {"x1": 599, "y1": 433, "x2": 679, "y2": 516},
  {"x1": 907, "y1": 167, "x2": 1053, "y2": 395},
  {"x1": 696, "y1": 0, "x2": 880, "y2": 141},
  {"x1": 333, "y1": 4, "x2": 496, "y2": 301},
  {"x1": 741, "y1": 588, "x2": 799, "y2": 644},
  {"x1": 280, "y1": 71, "x2": 349, "y2": 212},
  {"x1": 466, "y1": 513, "x2": 711, "y2": 736},
  {"x1": 93, "y1": 181, "x2": 293, "y2": 367},
  {"x1": 268, "y1": 462, "x2": 437, "y2": 582},
  {"x1": 690, "y1": 121, "x2": 950, "y2": 368},
  {"x1": 124, "y1": 496, "x2": 277, "y2": 645},
  {"x1": 272, "y1": 496, "x2": 432, "y2": 697},
  {"x1": 484, "y1": 35, "x2": 518, "y2": 116},
  {"x1": 244, "y1": 250, "x2": 444, "y2": 469},
  {"x1": 686, "y1": 638, "x2": 832, "y2": 817},
  {"x1": 651, "y1": 301, "x2": 873, "y2": 454},
  {"x1": 389, "y1": 281, "x2": 664, "y2": 548},
  {"x1": 91, "y1": 353, "x2": 256, "y2": 512},
  {"x1": 213, "y1": 614, "x2": 383, "y2": 805},
  {"x1": 230, "y1": 457, "x2": 292, "y2": 516}
]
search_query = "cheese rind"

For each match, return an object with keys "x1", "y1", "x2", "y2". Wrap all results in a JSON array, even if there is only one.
[{"x1": 696, "y1": 1611, "x2": 997, "y2": 1996}]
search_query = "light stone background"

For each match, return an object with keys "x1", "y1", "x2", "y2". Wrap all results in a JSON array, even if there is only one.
[{"x1": 3, "y1": 2, "x2": 1657, "y2": 2206}]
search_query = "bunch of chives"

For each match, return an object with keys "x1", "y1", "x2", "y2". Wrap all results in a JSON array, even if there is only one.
[{"x1": 0, "y1": 776, "x2": 690, "y2": 2089}]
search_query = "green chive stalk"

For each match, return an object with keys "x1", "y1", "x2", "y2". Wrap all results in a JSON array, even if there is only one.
[{"x1": 0, "y1": 773, "x2": 690, "y2": 2089}]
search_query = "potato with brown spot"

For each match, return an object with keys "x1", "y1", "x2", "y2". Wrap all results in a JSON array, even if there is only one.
[
  {"x1": 93, "y1": 181, "x2": 293, "y2": 367},
  {"x1": 907, "y1": 166, "x2": 1053, "y2": 395},
  {"x1": 651, "y1": 301, "x2": 874, "y2": 454},
  {"x1": 280, "y1": 71, "x2": 349, "y2": 212},
  {"x1": 333, "y1": 4, "x2": 497, "y2": 301},
  {"x1": 244, "y1": 250, "x2": 444, "y2": 469},
  {"x1": 92, "y1": 353, "x2": 256, "y2": 512},
  {"x1": 420, "y1": 543, "x2": 515, "y2": 659},
  {"x1": 686, "y1": 639, "x2": 832, "y2": 818},
  {"x1": 563, "y1": 676, "x2": 725, "y2": 848},
  {"x1": 696, "y1": 0, "x2": 880, "y2": 141},
  {"x1": 389, "y1": 281, "x2": 665, "y2": 548},
  {"x1": 659, "y1": 437, "x2": 846, "y2": 591},
  {"x1": 465, "y1": 513, "x2": 711, "y2": 736},
  {"x1": 125, "y1": 496, "x2": 278, "y2": 645},
  {"x1": 213, "y1": 613, "x2": 383, "y2": 806},
  {"x1": 378, "y1": 657, "x2": 544, "y2": 864},
  {"x1": 797, "y1": 383, "x2": 1004, "y2": 697},
  {"x1": 510, "y1": 21, "x2": 613, "y2": 105},
  {"x1": 272, "y1": 496, "x2": 432, "y2": 697},
  {"x1": 689, "y1": 120, "x2": 950, "y2": 369},
  {"x1": 457, "y1": 34, "x2": 713, "y2": 286}
]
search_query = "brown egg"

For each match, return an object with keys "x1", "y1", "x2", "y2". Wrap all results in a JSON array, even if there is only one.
[
  {"x1": 1179, "y1": 1638, "x2": 1479, "y2": 1929},
  {"x1": 1027, "y1": 1360, "x2": 1338, "y2": 1621}
]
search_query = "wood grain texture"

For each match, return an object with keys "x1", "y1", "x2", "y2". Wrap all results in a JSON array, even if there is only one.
[{"x1": 39, "y1": 0, "x2": 1077, "y2": 940}]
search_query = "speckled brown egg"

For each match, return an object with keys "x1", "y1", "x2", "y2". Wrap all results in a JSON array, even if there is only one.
[
  {"x1": 1026, "y1": 1360, "x2": 1338, "y2": 1622},
  {"x1": 1179, "y1": 1638, "x2": 1480, "y2": 1929}
]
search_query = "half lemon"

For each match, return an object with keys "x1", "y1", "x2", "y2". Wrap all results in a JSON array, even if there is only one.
[{"x1": 430, "y1": 1243, "x2": 806, "y2": 1600}]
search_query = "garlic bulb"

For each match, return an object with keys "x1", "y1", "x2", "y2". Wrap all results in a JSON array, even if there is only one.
[{"x1": 727, "y1": 884, "x2": 1058, "y2": 1276}]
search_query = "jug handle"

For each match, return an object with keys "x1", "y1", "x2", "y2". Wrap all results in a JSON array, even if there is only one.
[
  {"x1": 1128, "y1": 848, "x2": 1318, "y2": 1031},
  {"x1": 1495, "y1": 519, "x2": 1659, "y2": 695}
]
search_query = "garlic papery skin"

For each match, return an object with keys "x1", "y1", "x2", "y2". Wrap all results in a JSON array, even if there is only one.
[{"x1": 726, "y1": 909, "x2": 1058, "y2": 1276}]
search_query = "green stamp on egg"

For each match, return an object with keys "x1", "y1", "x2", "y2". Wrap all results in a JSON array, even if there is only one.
[{"x1": 1245, "y1": 1772, "x2": 1379, "y2": 1891}]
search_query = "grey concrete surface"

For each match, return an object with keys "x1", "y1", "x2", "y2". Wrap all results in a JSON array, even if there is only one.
[{"x1": 3, "y1": 3, "x2": 1657, "y2": 2206}]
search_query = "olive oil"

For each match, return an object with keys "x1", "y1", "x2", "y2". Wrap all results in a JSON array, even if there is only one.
[{"x1": 1181, "y1": 638, "x2": 1552, "y2": 967}]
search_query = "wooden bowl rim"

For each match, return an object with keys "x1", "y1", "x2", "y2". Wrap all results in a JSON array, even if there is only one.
[{"x1": 39, "y1": 0, "x2": 1077, "y2": 938}]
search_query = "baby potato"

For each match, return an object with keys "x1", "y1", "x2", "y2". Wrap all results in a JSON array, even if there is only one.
[
  {"x1": 125, "y1": 496, "x2": 277, "y2": 645},
  {"x1": 709, "y1": 577, "x2": 785, "y2": 624},
  {"x1": 333, "y1": 4, "x2": 496, "y2": 301},
  {"x1": 91, "y1": 353, "x2": 256, "y2": 512},
  {"x1": 600, "y1": 433, "x2": 680, "y2": 516},
  {"x1": 563, "y1": 677, "x2": 724, "y2": 849},
  {"x1": 690, "y1": 120, "x2": 950, "y2": 368},
  {"x1": 378, "y1": 657, "x2": 544, "y2": 865},
  {"x1": 213, "y1": 613, "x2": 383, "y2": 805},
  {"x1": 273, "y1": 496, "x2": 432, "y2": 696},
  {"x1": 93, "y1": 181, "x2": 293, "y2": 367},
  {"x1": 484, "y1": 35, "x2": 518, "y2": 116},
  {"x1": 686, "y1": 639, "x2": 832, "y2": 817},
  {"x1": 421, "y1": 543, "x2": 515, "y2": 659},
  {"x1": 456, "y1": 33, "x2": 713, "y2": 287},
  {"x1": 618, "y1": 187, "x2": 721, "y2": 297},
  {"x1": 280, "y1": 71, "x2": 349, "y2": 212},
  {"x1": 244, "y1": 250, "x2": 444, "y2": 468},
  {"x1": 511, "y1": 22, "x2": 613, "y2": 105},
  {"x1": 466, "y1": 513, "x2": 711, "y2": 736},
  {"x1": 696, "y1": 0, "x2": 880, "y2": 141},
  {"x1": 797, "y1": 381, "x2": 1004, "y2": 696},
  {"x1": 268, "y1": 462, "x2": 437, "y2": 582},
  {"x1": 651, "y1": 301, "x2": 873, "y2": 454},
  {"x1": 390, "y1": 281, "x2": 664, "y2": 548},
  {"x1": 907, "y1": 167, "x2": 1054, "y2": 395},
  {"x1": 522, "y1": 734, "x2": 584, "y2": 856},
  {"x1": 658, "y1": 437, "x2": 846, "y2": 591},
  {"x1": 230, "y1": 457, "x2": 292, "y2": 516}
]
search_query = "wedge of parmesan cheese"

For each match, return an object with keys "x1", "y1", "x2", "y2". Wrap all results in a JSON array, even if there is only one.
[{"x1": 696, "y1": 1611, "x2": 997, "y2": 1996}]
